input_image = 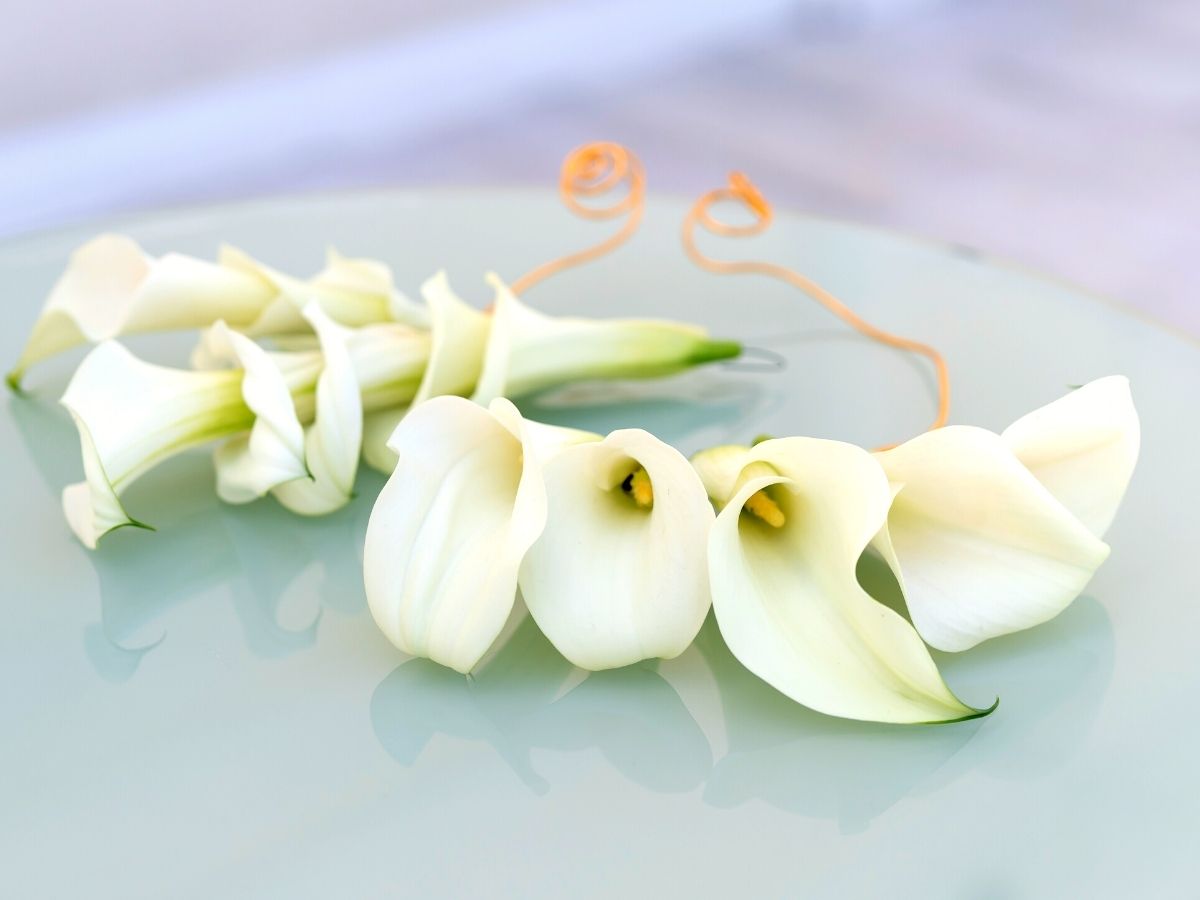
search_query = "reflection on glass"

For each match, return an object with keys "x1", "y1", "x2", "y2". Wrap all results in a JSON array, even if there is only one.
[{"x1": 371, "y1": 614, "x2": 712, "y2": 795}]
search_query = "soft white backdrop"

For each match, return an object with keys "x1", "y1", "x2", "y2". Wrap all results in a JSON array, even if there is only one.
[{"x1": 2, "y1": 0, "x2": 1197, "y2": 331}]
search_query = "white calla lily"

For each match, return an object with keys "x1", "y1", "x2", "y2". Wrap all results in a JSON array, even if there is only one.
[
  {"x1": 60, "y1": 334, "x2": 304, "y2": 548},
  {"x1": 10, "y1": 234, "x2": 275, "y2": 388},
  {"x1": 358, "y1": 271, "x2": 492, "y2": 474},
  {"x1": 414, "y1": 271, "x2": 491, "y2": 403},
  {"x1": 1001, "y1": 376, "x2": 1139, "y2": 537},
  {"x1": 470, "y1": 274, "x2": 741, "y2": 404},
  {"x1": 202, "y1": 323, "x2": 309, "y2": 504},
  {"x1": 220, "y1": 246, "x2": 429, "y2": 333},
  {"x1": 364, "y1": 396, "x2": 593, "y2": 673},
  {"x1": 705, "y1": 437, "x2": 988, "y2": 724},
  {"x1": 273, "y1": 305, "x2": 362, "y2": 515},
  {"x1": 519, "y1": 429, "x2": 713, "y2": 670},
  {"x1": 874, "y1": 426, "x2": 1111, "y2": 652}
]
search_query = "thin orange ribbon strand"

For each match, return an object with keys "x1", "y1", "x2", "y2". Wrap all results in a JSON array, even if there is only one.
[
  {"x1": 510, "y1": 142, "x2": 646, "y2": 296},
  {"x1": 682, "y1": 172, "x2": 950, "y2": 446}
]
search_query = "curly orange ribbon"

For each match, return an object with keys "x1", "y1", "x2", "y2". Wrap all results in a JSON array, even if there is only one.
[
  {"x1": 510, "y1": 142, "x2": 646, "y2": 296},
  {"x1": 682, "y1": 172, "x2": 950, "y2": 445}
]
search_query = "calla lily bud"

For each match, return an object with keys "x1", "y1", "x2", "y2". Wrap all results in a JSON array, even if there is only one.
[
  {"x1": 470, "y1": 274, "x2": 741, "y2": 404},
  {"x1": 519, "y1": 429, "x2": 714, "y2": 670}
]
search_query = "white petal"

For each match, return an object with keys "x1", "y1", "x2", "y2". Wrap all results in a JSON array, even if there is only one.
[
  {"x1": 318, "y1": 249, "x2": 430, "y2": 328},
  {"x1": 363, "y1": 396, "x2": 549, "y2": 673},
  {"x1": 361, "y1": 406, "x2": 407, "y2": 475},
  {"x1": 11, "y1": 234, "x2": 274, "y2": 385},
  {"x1": 875, "y1": 426, "x2": 1111, "y2": 652},
  {"x1": 346, "y1": 324, "x2": 431, "y2": 412},
  {"x1": 1001, "y1": 376, "x2": 1140, "y2": 537},
  {"x1": 690, "y1": 443, "x2": 753, "y2": 507},
  {"x1": 413, "y1": 271, "x2": 490, "y2": 404},
  {"x1": 709, "y1": 437, "x2": 986, "y2": 724},
  {"x1": 470, "y1": 273, "x2": 741, "y2": 404},
  {"x1": 274, "y1": 305, "x2": 362, "y2": 515},
  {"x1": 203, "y1": 323, "x2": 308, "y2": 504},
  {"x1": 220, "y1": 245, "x2": 403, "y2": 332},
  {"x1": 59, "y1": 341, "x2": 254, "y2": 545},
  {"x1": 520, "y1": 429, "x2": 710, "y2": 670}
]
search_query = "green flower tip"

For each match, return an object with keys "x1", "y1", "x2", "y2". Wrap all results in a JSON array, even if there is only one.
[
  {"x1": 688, "y1": 339, "x2": 742, "y2": 366},
  {"x1": 750, "y1": 434, "x2": 775, "y2": 446},
  {"x1": 5, "y1": 368, "x2": 25, "y2": 394}
]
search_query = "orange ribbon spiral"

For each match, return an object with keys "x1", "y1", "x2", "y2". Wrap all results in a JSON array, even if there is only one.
[
  {"x1": 510, "y1": 142, "x2": 646, "y2": 296},
  {"x1": 682, "y1": 172, "x2": 950, "y2": 445}
]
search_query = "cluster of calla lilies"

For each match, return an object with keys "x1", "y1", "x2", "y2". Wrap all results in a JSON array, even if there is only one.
[
  {"x1": 364, "y1": 375, "x2": 1138, "y2": 725},
  {"x1": 10, "y1": 234, "x2": 740, "y2": 548},
  {"x1": 11, "y1": 232, "x2": 1141, "y2": 727}
]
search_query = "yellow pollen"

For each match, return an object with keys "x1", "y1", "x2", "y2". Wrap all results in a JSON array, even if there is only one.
[
  {"x1": 622, "y1": 467, "x2": 654, "y2": 508},
  {"x1": 745, "y1": 490, "x2": 785, "y2": 527}
]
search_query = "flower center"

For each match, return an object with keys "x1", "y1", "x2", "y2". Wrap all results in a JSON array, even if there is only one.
[
  {"x1": 744, "y1": 489, "x2": 785, "y2": 527},
  {"x1": 620, "y1": 466, "x2": 654, "y2": 509}
]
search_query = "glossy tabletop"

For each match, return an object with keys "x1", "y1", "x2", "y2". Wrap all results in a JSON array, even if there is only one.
[{"x1": 1, "y1": 190, "x2": 1197, "y2": 898}]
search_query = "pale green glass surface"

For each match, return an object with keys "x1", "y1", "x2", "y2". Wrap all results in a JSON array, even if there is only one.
[{"x1": 1, "y1": 190, "x2": 1196, "y2": 898}]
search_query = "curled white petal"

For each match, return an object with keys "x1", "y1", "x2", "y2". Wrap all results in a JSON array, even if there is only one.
[
  {"x1": 274, "y1": 305, "x2": 362, "y2": 515},
  {"x1": 414, "y1": 271, "x2": 491, "y2": 404},
  {"x1": 11, "y1": 234, "x2": 274, "y2": 385},
  {"x1": 875, "y1": 426, "x2": 1111, "y2": 652},
  {"x1": 470, "y1": 274, "x2": 741, "y2": 404},
  {"x1": 709, "y1": 437, "x2": 985, "y2": 724},
  {"x1": 1001, "y1": 376, "x2": 1139, "y2": 537},
  {"x1": 520, "y1": 429, "x2": 709, "y2": 670},
  {"x1": 60, "y1": 341, "x2": 256, "y2": 546},
  {"x1": 363, "y1": 397, "x2": 551, "y2": 672},
  {"x1": 221, "y1": 245, "x2": 427, "y2": 333},
  {"x1": 203, "y1": 323, "x2": 308, "y2": 504}
]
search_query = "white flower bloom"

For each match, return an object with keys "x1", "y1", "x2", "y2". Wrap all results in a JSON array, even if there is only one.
[
  {"x1": 519, "y1": 429, "x2": 713, "y2": 670},
  {"x1": 363, "y1": 396, "x2": 592, "y2": 673},
  {"x1": 9, "y1": 234, "x2": 275, "y2": 388},
  {"x1": 271, "y1": 305, "x2": 362, "y2": 515},
  {"x1": 874, "y1": 427, "x2": 1111, "y2": 653},
  {"x1": 60, "y1": 333, "x2": 304, "y2": 548},
  {"x1": 358, "y1": 271, "x2": 492, "y2": 474},
  {"x1": 220, "y1": 245, "x2": 429, "y2": 332},
  {"x1": 1001, "y1": 376, "x2": 1139, "y2": 537},
  {"x1": 704, "y1": 437, "x2": 986, "y2": 724},
  {"x1": 470, "y1": 274, "x2": 741, "y2": 404}
]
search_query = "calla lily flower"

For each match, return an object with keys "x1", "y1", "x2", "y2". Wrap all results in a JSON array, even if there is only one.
[
  {"x1": 470, "y1": 274, "x2": 741, "y2": 404},
  {"x1": 1001, "y1": 375, "x2": 1139, "y2": 537},
  {"x1": 9, "y1": 234, "x2": 276, "y2": 389},
  {"x1": 220, "y1": 246, "x2": 429, "y2": 333},
  {"x1": 363, "y1": 396, "x2": 594, "y2": 673},
  {"x1": 359, "y1": 270, "x2": 491, "y2": 474},
  {"x1": 873, "y1": 378, "x2": 1137, "y2": 652},
  {"x1": 271, "y1": 305, "x2": 362, "y2": 515},
  {"x1": 60, "y1": 330, "x2": 306, "y2": 548},
  {"x1": 700, "y1": 438, "x2": 988, "y2": 724},
  {"x1": 519, "y1": 429, "x2": 713, "y2": 670}
]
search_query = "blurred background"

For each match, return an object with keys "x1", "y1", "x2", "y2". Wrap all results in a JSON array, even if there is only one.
[{"x1": 2, "y1": 0, "x2": 1196, "y2": 329}]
